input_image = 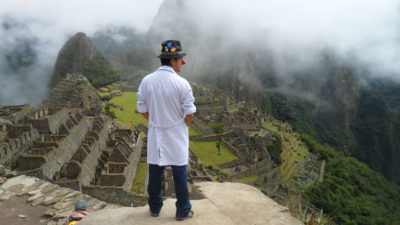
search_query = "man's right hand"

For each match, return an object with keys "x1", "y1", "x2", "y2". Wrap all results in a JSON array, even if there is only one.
[{"x1": 185, "y1": 114, "x2": 194, "y2": 127}]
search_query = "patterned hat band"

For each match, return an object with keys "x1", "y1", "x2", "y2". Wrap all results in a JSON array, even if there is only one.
[{"x1": 158, "y1": 40, "x2": 187, "y2": 59}]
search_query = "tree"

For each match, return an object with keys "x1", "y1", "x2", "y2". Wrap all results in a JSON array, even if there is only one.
[
  {"x1": 210, "y1": 123, "x2": 224, "y2": 138},
  {"x1": 216, "y1": 141, "x2": 221, "y2": 155},
  {"x1": 104, "y1": 104, "x2": 116, "y2": 118}
]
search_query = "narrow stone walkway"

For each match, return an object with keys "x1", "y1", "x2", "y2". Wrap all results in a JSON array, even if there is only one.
[
  {"x1": 1, "y1": 175, "x2": 303, "y2": 225},
  {"x1": 79, "y1": 182, "x2": 303, "y2": 225}
]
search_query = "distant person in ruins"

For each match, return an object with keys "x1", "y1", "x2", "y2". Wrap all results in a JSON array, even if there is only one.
[
  {"x1": 137, "y1": 40, "x2": 196, "y2": 221},
  {"x1": 64, "y1": 200, "x2": 89, "y2": 225}
]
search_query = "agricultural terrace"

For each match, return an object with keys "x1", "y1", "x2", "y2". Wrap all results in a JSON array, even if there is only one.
[{"x1": 189, "y1": 140, "x2": 238, "y2": 169}]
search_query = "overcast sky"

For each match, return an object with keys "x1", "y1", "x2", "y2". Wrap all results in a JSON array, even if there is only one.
[
  {"x1": 181, "y1": 0, "x2": 400, "y2": 76},
  {"x1": 0, "y1": 0, "x2": 400, "y2": 105},
  {"x1": 1, "y1": 0, "x2": 163, "y2": 32}
]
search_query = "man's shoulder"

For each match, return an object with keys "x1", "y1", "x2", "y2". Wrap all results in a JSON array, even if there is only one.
[{"x1": 140, "y1": 71, "x2": 157, "y2": 82}]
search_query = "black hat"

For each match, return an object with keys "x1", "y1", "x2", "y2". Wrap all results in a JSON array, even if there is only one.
[{"x1": 158, "y1": 40, "x2": 187, "y2": 59}]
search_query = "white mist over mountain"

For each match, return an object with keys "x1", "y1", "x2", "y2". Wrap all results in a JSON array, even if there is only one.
[
  {"x1": 148, "y1": 0, "x2": 400, "y2": 78},
  {"x1": 1, "y1": 0, "x2": 399, "y2": 105},
  {"x1": 0, "y1": 0, "x2": 163, "y2": 105}
]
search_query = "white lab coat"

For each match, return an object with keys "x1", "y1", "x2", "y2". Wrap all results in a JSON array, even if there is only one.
[{"x1": 137, "y1": 66, "x2": 196, "y2": 166}]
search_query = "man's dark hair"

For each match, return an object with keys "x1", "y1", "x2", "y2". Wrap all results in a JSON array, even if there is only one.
[{"x1": 161, "y1": 58, "x2": 179, "y2": 66}]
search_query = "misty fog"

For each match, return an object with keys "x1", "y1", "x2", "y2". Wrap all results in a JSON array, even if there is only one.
[
  {"x1": 0, "y1": 0, "x2": 162, "y2": 105},
  {"x1": 1, "y1": 0, "x2": 399, "y2": 105}
]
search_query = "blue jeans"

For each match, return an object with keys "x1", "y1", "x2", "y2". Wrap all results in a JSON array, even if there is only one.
[{"x1": 147, "y1": 164, "x2": 192, "y2": 217}]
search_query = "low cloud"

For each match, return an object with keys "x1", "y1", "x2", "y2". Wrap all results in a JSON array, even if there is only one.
[{"x1": 0, "y1": 0, "x2": 163, "y2": 105}]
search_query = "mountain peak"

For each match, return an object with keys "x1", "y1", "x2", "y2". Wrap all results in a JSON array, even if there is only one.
[{"x1": 48, "y1": 32, "x2": 107, "y2": 87}]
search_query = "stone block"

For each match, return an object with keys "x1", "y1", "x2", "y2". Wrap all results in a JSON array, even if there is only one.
[
  {"x1": 99, "y1": 174, "x2": 125, "y2": 186},
  {"x1": 60, "y1": 161, "x2": 82, "y2": 179},
  {"x1": 108, "y1": 149, "x2": 129, "y2": 163},
  {"x1": 0, "y1": 164, "x2": 5, "y2": 176},
  {"x1": 18, "y1": 155, "x2": 46, "y2": 170}
]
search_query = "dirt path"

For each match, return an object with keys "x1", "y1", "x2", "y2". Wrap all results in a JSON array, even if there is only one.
[{"x1": 0, "y1": 195, "x2": 52, "y2": 225}]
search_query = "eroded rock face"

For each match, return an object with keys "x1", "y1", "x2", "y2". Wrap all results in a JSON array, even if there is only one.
[{"x1": 78, "y1": 182, "x2": 303, "y2": 225}]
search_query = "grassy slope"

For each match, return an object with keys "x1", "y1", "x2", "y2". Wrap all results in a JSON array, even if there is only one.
[{"x1": 109, "y1": 92, "x2": 148, "y2": 127}]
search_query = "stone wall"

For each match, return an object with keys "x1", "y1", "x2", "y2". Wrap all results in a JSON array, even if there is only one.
[
  {"x1": 57, "y1": 117, "x2": 111, "y2": 190},
  {"x1": 191, "y1": 120, "x2": 213, "y2": 135},
  {"x1": 82, "y1": 185, "x2": 147, "y2": 207},
  {"x1": 98, "y1": 131, "x2": 142, "y2": 193},
  {"x1": 217, "y1": 159, "x2": 240, "y2": 169},
  {"x1": 229, "y1": 159, "x2": 271, "y2": 179},
  {"x1": 41, "y1": 114, "x2": 90, "y2": 180},
  {"x1": 121, "y1": 133, "x2": 143, "y2": 192},
  {"x1": 221, "y1": 138, "x2": 246, "y2": 160},
  {"x1": 79, "y1": 118, "x2": 110, "y2": 186},
  {"x1": 17, "y1": 112, "x2": 90, "y2": 180},
  {"x1": 26, "y1": 108, "x2": 70, "y2": 134},
  {"x1": 189, "y1": 134, "x2": 219, "y2": 141},
  {"x1": 0, "y1": 124, "x2": 39, "y2": 165}
]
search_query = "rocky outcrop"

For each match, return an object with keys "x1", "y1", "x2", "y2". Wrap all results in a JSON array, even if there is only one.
[
  {"x1": 0, "y1": 175, "x2": 117, "y2": 225},
  {"x1": 78, "y1": 182, "x2": 303, "y2": 225}
]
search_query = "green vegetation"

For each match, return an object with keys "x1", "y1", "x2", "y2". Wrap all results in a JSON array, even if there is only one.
[
  {"x1": 50, "y1": 32, "x2": 120, "y2": 88},
  {"x1": 104, "y1": 104, "x2": 116, "y2": 118},
  {"x1": 189, "y1": 126, "x2": 200, "y2": 136},
  {"x1": 100, "y1": 95, "x2": 113, "y2": 101},
  {"x1": 216, "y1": 141, "x2": 221, "y2": 155},
  {"x1": 301, "y1": 134, "x2": 400, "y2": 225},
  {"x1": 228, "y1": 107, "x2": 239, "y2": 113},
  {"x1": 370, "y1": 78, "x2": 400, "y2": 120},
  {"x1": 238, "y1": 174, "x2": 259, "y2": 184},
  {"x1": 108, "y1": 92, "x2": 148, "y2": 127},
  {"x1": 297, "y1": 203, "x2": 332, "y2": 225},
  {"x1": 210, "y1": 123, "x2": 224, "y2": 137},
  {"x1": 189, "y1": 140, "x2": 238, "y2": 169},
  {"x1": 131, "y1": 162, "x2": 148, "y2": 194},
  {"x1": 83, "y1": 57, "x2": 120, "y2": 88},
  {"x1": 263, "y1": 85, "x2": 400, "y2": 186},
  {"x1": 352, "y1": 88, "x2": 400, "y2": 185},
  {"x1": 265, "y1": 134, "x2": 283, "y2": 165}
]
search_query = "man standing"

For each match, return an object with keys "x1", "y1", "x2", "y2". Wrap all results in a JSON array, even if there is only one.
[{"x1": 137, "y1": 40, "x2": 196, "y2": 221}]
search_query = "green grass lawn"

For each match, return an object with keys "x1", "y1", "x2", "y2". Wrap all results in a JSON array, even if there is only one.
[
  {"x1": 189, "y1": 140, "x2": 238, "y2": 169},
  {"x1": 131, "y1": 162, "x2": 148, "y2": 194},
  {"x1": 189, "y1": 126, "x2": 200, "y2": 136},
  {"x1": 228, "y1": 107, "x2": 239, "y2": 113},
  {"x1": 109, "y1": 92, "x2": 148, "y2": 127}
]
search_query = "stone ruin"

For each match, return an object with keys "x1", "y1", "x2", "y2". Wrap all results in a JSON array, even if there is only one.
[
  {"x1": 191, "y1": 82, "x2": 215, "y2": 105},
  {"x1": 42, "y1": 74, "x2": 103, "y2": 113},
  {"x1": 0, "y1": 105, "x2": 147, "y2": 206},
  {"x1": 190, "y1": 83, "x2": 274, "y2": 181},
  {"x1": 0, "y1": 76, "x2": 149, "y2": 207}
]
